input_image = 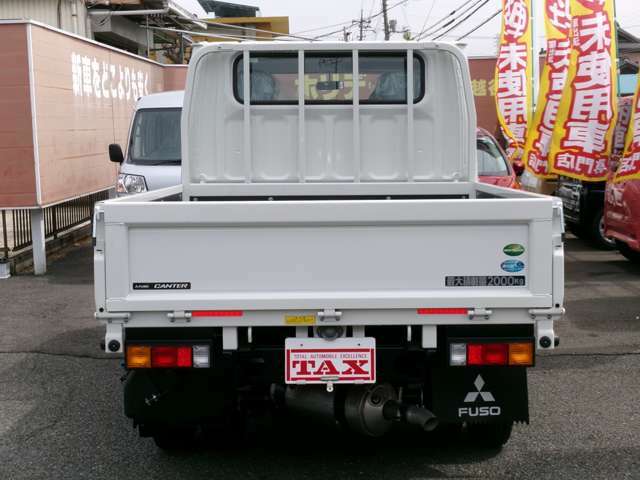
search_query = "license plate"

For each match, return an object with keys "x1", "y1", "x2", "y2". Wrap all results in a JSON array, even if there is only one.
[{"x1": 285, "y1": 337, "x2": 376, "y2": 384}]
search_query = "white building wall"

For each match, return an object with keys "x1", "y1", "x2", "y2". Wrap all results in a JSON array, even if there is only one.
[{"x1": 0, "y1": 0, "x2": 91, "y2": 37}]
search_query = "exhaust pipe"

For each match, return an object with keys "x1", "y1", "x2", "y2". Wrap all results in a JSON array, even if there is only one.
[{"x1": 382, "y1": 400, "x2": 438, "y2": 432}]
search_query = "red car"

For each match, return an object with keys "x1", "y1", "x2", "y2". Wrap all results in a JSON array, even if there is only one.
[
  {"x1": 476, "y1": 128, "x2": 521, "y2": 189},
  {"x1": 605, "y1": 177, "x2": 640, "y2": 262}
]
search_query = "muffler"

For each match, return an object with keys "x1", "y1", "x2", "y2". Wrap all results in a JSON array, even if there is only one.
[{"x1": 274, "y1": 384, "x2": 438, "y2": 437}]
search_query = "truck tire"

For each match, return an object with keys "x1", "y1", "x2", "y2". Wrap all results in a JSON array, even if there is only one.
[
  {"x1": 466, "y1": 421, "x2": 513, "y2": 448},
  {"x1": 588, "y1": 208, "x2": 615, "y2": 250},
  {"x1": 152, "y1": 425, "x2": 198, "y2": 451},
  {"x1": 616, "y1": 240, "x2": 640, "y2": 263}
]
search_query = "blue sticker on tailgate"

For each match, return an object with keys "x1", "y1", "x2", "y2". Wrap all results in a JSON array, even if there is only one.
[{"x1": 500, "y1": 260, "x2": 525, "y2": 273}]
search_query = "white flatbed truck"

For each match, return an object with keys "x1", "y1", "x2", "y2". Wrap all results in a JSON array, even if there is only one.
[{"x1": 94, "y1": 41, "x2": 564, "y2": 449}]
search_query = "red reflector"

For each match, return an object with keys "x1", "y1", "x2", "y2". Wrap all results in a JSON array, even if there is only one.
[
  {"x1": 192, "y1": 310, "x2": 243, "y2": 317},
  {"x1": 176, "y1": 346, "x2": 192, "y2": 367},
  {"x1": 417, "y1": 308, "x2": 468, "y2": 315},
  {"x1": 467, "y1": 343, "x2": 508, "y2": 366},
  {"x1": 151, "y1": 346, "x2": 178, "y2": 368}
]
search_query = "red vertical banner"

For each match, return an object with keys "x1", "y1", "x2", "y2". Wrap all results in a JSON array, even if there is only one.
[
  {"x1": 612, "y1": 96, "x2": 633, "y2": 157},
  {"x1": 495, "y1": 0, "x2": 533, "y2": 161},
  {"x1": 548, "y1": 0, "x2": 618, "y2": 181},
  {"x1": 523, "y1": 0, "x2": 572, "y2": 178}
]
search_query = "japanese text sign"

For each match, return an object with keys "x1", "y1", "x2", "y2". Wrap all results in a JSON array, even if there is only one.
[
  {"x1": 614, "y1": 84, "x2": 640, "y2": 182},
  {"x1": 523, "y1": 0, "x2": 571, "y2": 178},
  {"x1": 548, "y1": 0, "x2": 617, "y2": 181},
  {"x1": 495, "y1": 0, "x2": 533, "y2": 160}
]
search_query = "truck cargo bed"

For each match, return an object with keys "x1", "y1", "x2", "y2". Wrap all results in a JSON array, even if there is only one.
[{"x1": 94, "y1": 182, "x2": 564, "y2": 316}]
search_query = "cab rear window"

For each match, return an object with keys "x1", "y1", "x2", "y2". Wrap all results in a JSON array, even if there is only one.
[{"x1": 234, "y1": 52, "x2": 425, "y2": 105}]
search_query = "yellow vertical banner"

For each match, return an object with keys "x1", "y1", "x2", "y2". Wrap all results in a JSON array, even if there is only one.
[
  {"x1": 548, "y1": 0, "x2": 618, "y2": 181},
  {"x1": 614, "y1": 79, "x2": 640, "y2": 182},
  {"x1": 523, "y1": 0, "x2": 572, "y2": 178},
  {"x1": 495, "y1": 0, "x2": 533, "y2": 161}
]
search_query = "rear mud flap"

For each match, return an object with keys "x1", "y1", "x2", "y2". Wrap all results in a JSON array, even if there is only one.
[{"x1": 430, "y1": 367, "x2": 529, "y2": 424}]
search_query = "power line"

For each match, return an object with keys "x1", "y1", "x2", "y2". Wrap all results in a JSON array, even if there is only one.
[
  {"x1": 291, "y1": 19, "x2": 357, "y2": 35},
  {"x1": 417, "y1": 0, "x2": 437, "y2": 40},
  {"x1": 143, "y1": 26, "x2": 299, "y2": 43},
  {"x1": 415, "y1": 0, "x2": 478, "y2": 40},
  {"x1": 432, "y1": 0, "x2": 490, "y2": 41},
  {"x1": 455, "y1": 8, "x2": 501, "y2": 41},
  {"x1": 203, "y1": 20, "x2": 315, "y2": 41},
  {"x1": 312, "y1": 0, "x2": 409, "y2": 40},
  {"x1": 368, "y1": 0, "x2": 410, "y2": 22},
  {"x1": 425, "y1": 0, "x2": 486, "y2": 40}
]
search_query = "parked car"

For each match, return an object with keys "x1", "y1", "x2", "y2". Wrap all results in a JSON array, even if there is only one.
[
  {"x1": 555, "y1": 96, "x2": 633, "y2": 249},
  {"x1": 108, "y1": 91, "x2": 183, "y2": 196},
  {"x1": 476, "y1": 128, "x2": 521, "y2": 189},
  {"x1": 556, "y1": 177, "x2": 612, "y2": 248},
  {"x1": 605, "y1": 177, "x2": 640, "y2": 263}
]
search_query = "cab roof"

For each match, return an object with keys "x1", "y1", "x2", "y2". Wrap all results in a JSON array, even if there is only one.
[{"x1": 136, "y1": 90, "x2": 184, "y2": 110}]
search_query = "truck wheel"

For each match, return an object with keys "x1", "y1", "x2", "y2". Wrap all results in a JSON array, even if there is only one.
[
  {"x1": 588, "y1": 208, "x2": 616, "y2": 250},
  {"x1": 616, "y1": 240, "x2": 640, "y2": 263},
  {"x1": 466, "y1": 421, "x2": 513, "y2": 448},
  {"x1": 152, "y1": 425, "x2": 198, "y2": 451}
]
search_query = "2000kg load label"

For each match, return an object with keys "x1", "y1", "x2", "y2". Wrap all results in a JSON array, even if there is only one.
[{"x1": 445, "y1": 276, "x2": 526, "y2": 287}]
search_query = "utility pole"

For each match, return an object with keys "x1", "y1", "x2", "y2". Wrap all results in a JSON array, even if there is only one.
[
  {"x1": 359, "y1": 8, "x2": 365, "y2": 41},
  {"x1": 343, "y1": 27, "x2": 351, "y2": 41},
  {"x1": 382, "y1": 0, "x2": 390, "y2": 40},
  {"x1": 530, "y1": 0, "x2": 539, "y2": 114}
]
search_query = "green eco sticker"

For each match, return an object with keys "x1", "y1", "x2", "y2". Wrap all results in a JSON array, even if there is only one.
[{"x1": 503, "y1": 244, "x2": 525, "y2": 256}]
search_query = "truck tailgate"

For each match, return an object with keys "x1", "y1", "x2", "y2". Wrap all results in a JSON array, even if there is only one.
[{"x1": 97, "y1": 198, "x2": 559, "y2": 312}]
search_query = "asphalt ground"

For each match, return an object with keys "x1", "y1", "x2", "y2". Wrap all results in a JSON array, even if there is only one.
[{"x1": 0, "y1": 236, "x2": 639, "y2": 479}]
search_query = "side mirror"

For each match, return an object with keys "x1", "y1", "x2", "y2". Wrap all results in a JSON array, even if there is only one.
[
  {"x1": 512, "y1": 161, "x2": 524, "y2": 176},
  {"x1": 109, "y1": 144, "x2": 124, "y2": 163}
]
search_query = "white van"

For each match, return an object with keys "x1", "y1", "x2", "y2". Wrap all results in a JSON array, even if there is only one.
[{"x1": 109, "y1": 91, "x2": 183, "y2": 196}]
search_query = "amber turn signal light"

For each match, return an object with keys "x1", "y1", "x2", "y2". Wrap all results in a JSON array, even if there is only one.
[
  {"x1": 508, "y1": 342, "x2": 534, "y2": 366},
  {"x1": 126, "y1": 345, "x2": 151, "y2": 368}
]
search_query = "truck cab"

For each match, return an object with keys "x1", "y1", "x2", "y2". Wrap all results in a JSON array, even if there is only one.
[
  {"x1": 109, "y1": 91, "x2": 183, "y2": 196},
  {"x1": 94, "y1": 42, "x2": 564, "y2": 450}
]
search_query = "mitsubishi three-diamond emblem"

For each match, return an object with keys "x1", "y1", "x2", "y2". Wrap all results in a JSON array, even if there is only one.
[{"x1": 464, "y1": 375, "x2": 496, "y2": 403}]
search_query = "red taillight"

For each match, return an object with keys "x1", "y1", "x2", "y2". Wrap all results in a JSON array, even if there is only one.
[
  {"x1": 467, "y1": 343, "x2": 509, "y2": 366},
  {"x1": 176, "y1": 346, "x2": 192, "y2": 367},
  {"x1": 451, "y1": 342, "x2": 534, "y2": 366},
  {"x1": 483, "y1": 343, "x2": 509, "y2": 365},
  {"x1": 127, "y1": 344, "x2": 209, "y2": 369},
  {"x1": 467, "y1": 344, "x2": 483, "y2": 365},
  {"x1": 151, "y1": 346, "x2": 192, "y2": 368}
]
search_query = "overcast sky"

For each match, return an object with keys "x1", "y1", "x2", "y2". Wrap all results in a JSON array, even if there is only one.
[{"x1": 178, "y1": 0, "x2": 640, "y2": 57}]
